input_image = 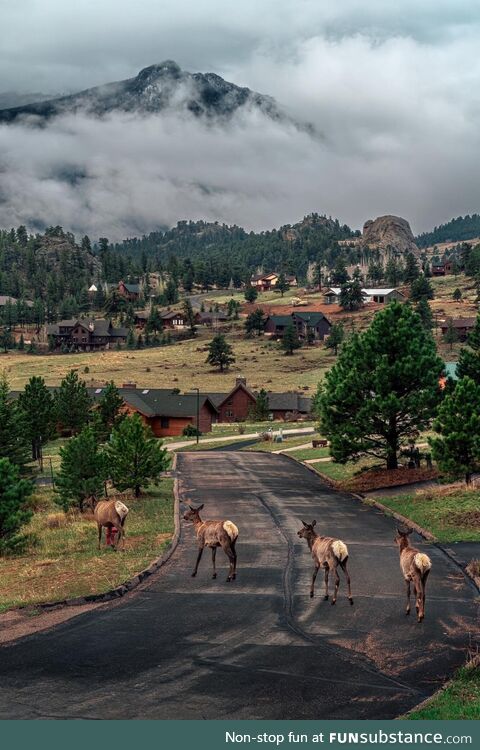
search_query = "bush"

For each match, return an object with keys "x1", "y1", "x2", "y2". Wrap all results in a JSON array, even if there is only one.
[{"x1": 182, "y1": 424, "x2": 201, "y2": 437}]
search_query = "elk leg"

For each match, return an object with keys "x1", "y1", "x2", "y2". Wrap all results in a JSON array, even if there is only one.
[
  {"x1": 231, "y1": 540, "x2": 237, "y2": 579},
  {"x1": 310, "y1": 563, "x2": 320, "y2": 598},
  {"x1": 405, "y1": 579, "x2": 411, "y2": 615},
  {"x1": 421, "y1": 569, "x2": 430, "y2": 620},
  {"x1": 323, "y1": 565, "x2": 329, "y2": 600},
  {"x1": 415, "y1": 574, "x2": 425, "y2": 622},
  {"x1": 211, "y1": 547, "x2": 217, "y2": 579},
  {"x1": 114, "y1": 525, "x2": 122, "y2": 552},
  {"x1": 340, "y1": 559, "x2": 354, "y2": 605},
  {"x1": 192, "y1": 546, "x2": 204, "y2": 577},
  {"x1": 97, "y1": 524, "x2": 102, "y2": 550},
  {"x1": 331, "y1": 565, "x2": 340, "y2": 605},
  {"x1": 223, "y1": 545, "x2": 235, "y2": 582}
]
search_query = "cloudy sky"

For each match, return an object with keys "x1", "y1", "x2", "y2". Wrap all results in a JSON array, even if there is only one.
[{"x1": 1, "y1": 0, "x2": 480, "y2": 239}]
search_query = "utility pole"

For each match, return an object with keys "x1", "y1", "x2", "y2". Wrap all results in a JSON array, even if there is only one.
[{"x1": 194, "y1": 387, "x2": 200, "y2": 445}]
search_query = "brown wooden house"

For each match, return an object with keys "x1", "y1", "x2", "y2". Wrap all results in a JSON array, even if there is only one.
[
  {"x1": 45, "y1": 318, "x2": 128, "y2": 351},
  {"x1": 118, "y1": 280, "x2": 141, "y2": 302},
  {"x1": 440, "y1": 317, "x2": 476, "y2": 341},
  {"x1": 116, "y1": 386, "x2": 218, "y2": 436}
]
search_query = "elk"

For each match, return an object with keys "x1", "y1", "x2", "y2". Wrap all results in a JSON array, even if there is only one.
[
  {"x1": 394, "y1": 526, "x2": 432, "y2": 622},
  {"x1": 297, "y1": 520, "x2": 353, "y2": 605},
  {"x1": 183, "y1": 504, "x2": 238, "y2": 582},
  {"x1": 90, "y1": 497, "x2": 129, "y2": 551}
]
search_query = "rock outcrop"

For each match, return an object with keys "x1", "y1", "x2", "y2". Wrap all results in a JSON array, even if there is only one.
[{"x1": 362, "y1": 215, "x2": 419, "y2": 256}]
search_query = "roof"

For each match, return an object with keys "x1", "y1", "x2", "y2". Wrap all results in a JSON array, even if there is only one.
[
  {"x1": 293, "y1": 311, "x2": 330, "y2": 325},
  {"x1": 265, "y1": 392, "x2": 312, "y2": 413},
  {"x1": 363, "y1": 288, "x2": 403, "y2": 296},
  {"x1": 161, "y1": 310, "x2": 184, "y2": 320},
  {"x1": 46, "y1": 318, "x2": 127, "y2": 338},
  {"x1": 444, "y1": 362, "x2": 459, "y2": 381},
  {"x1": 440, "y1": 318, "x2": 476, "y2": 329},
  {"x1": 121, "y1": 389, "x2": 218, "y2": 418},
  {"x1": 120, "y1": 281, "x2": 141, "y2": 294},
  {"x1": 195, "y1": 311, "x2": 228, "y2": 322},
  {"x1": 266, "y1": 315, "x2": 294, "y2": 327}
]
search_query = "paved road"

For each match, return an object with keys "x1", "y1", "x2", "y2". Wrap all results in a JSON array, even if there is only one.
[{"x1": 0, "y1": 452, "x2": 478, "y2": 720}]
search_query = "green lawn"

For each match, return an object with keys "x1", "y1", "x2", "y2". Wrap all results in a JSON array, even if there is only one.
[
  {"x1": 0, "y1": 480, "x2": 175, "y2": 613},
  {"x1": 379, "y1": 488, "x2": 480, "y2": 542},
  {"x1": 408, "y1": 665, "x2": 480, "y2": 719},
  {"x1": 286, "y1": 446, "x2": 330, "y2": 461}
]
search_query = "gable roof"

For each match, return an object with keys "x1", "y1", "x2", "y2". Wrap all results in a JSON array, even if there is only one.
[
  {"x1": 120, "y1": 388, "x2": 218, "y2": 418},
  {"x1": 160, "y1": 310, "x2": 185, "y2": 320},
  {"x1": 120, "y1": 281, "x2": 141, "y2": 294},
  {"x1": 293, "y1": 311, "x2": 331, "y2": 326},
  {"x1": 440, "y1": 317, "x2": 476, "y2": 329},
  {"x1": 266, "y1": 315, "x2": 294, "y2": 327},
  {"x1": 265, "y1": 392, "x2": 312, "y2": 413}
]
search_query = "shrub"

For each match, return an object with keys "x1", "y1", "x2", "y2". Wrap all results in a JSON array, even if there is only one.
[{"x1": 182, "y1": 424, "x2": 201, "y2": 437}]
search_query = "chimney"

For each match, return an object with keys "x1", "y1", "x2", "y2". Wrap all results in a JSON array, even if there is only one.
[
  {"x1": 235, "y1": 377, "x2": 247, "y2": 387},
  {"x1": 122, "y1": 382, "x2": 137, "y2": 389}
]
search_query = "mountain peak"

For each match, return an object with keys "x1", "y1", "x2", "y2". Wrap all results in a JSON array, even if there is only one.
[{"x1": 136, "y1": 60, "x2": 182, "y2": 81}]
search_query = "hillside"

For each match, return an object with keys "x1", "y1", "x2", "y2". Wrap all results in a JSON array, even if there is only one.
[{"x1": 416, "y1": 214, "x2": 480, "y2": 248}]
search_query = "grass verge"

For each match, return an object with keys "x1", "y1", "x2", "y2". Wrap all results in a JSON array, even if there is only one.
[
  {"x1": 0, "y1": 480, "x2": 175, "y2": 613},
  {"x1": 407, "y1": 664, "x2": 480, "y2": 720}
]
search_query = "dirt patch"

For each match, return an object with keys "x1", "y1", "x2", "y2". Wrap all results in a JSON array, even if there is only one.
[
  {"x1": 340, "y1": 467, "x2": 439, "y2": 493},
  {"x1": 0, "y1": 601, "x2": 104, "y2": 645},
  {"x1": 451, "y1": 511, "x2": 480, "y2": 528}
]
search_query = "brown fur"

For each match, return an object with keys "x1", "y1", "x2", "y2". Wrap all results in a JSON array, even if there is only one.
[
  {"x1": 183, "y1": 504, "x2": 238, "y2": 582},
  {"x1": 394, "y1": 526, "x2": 432, "y2": 622},
  {"x1": 297, "y1": 520, "x2": 353, "y2": 605},
  {"x1": 90, "y1": 497, "x2": 129, "y2": 551}
]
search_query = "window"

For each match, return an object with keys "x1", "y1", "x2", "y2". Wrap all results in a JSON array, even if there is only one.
[
  {"x1": 225, "y1": 409, "x2": 234, "y2": 418},
  {"x1": 160, "y1": 417, "x2": 170, "y2": 428}
]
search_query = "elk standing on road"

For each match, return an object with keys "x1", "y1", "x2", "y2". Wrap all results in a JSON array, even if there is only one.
[
  {"x1": 91, "y1": 497, "x2": 129, "y2": 551},
  {"x1": 297, "y1": 520, "x2": 353, "y2": 605},
  {"x1": 394, "y1": 526, "x2": 432, "y2": 622},
  {"x1": 183, "y1": 504, "x2": 238, "y2": 582}
]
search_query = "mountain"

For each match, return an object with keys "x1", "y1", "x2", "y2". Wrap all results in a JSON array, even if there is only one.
[
  {"x1": 416, "y1": 214, "x2": 480, "y2": 248},
  {"x1": 362, "y1": 215, "x2": 420, "y2": 256},
  {"x1": 0, "y1": 60, "x2": 301, "y2": 127},
  {"x1": 0, "y1": 91, "x2": 57, "y2": 109}
]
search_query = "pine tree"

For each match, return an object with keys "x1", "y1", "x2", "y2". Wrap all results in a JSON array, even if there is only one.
[
  {"x1": 55, "y1": 427, "x2": 106, "y2": 511},
  {"x1": 430, "y1": 377, "x2": 480, "y2": 484},
  {"x1": 452, "y1": 288, "x2": 462, "y2": 302},
  {"x1": 206, "y1": 334, "x2": 235, "y2": 372},
  {"x1": 404, "y1": 253, "x2": 420, "y2": 284},
  {"x1": 319, "y1": 302, "x2": 443, "y2": 469},
  {"x1": 244, "y1": 286, "x2": 258, "y2": 303},
  {"x1": 410, "y1": 275, "x2": 434, "y2": 302},
  {"x1": 18, "y1": 376, "x2": 56, "y2": 460},
  {"x1": 443, "y1": 318, "x2": 459, "y2": 351},
  {"x1": 182, "y1": 298, "x2": 197, "y2": 335},
  {"x1": 0, "y1": 458, "x2": 33, "y2": 554},
  {"x1": 250, "y1": 389, "x2": 270, "y2": 421},
  {"x1": 331, "y1": 258, "x2": 349, "y2": 285},
  {"x1": 97, "y1": 381, "x2": 124, "y2": 437},
  {"x1": 104, "y1": 414, "x2": 170, "y2": 497},
  {"x1": 276, "y1": 273, "x2": 290, "y2": 297},
  {"x1": 415, "y1": 298, "x2": 434, "y2": 332},
  {"x1": 18, "y1": 333, "x2": 25, "y2": 351},
  {"x1": 281, "y1": 323, "x2": 301, "y2": 355},
  {"x1": 339, "y1": 280, "x2": 364, "y2": 311},
  {"x1": 245, "y1": 309, "x2": 266, "y2": 337},
  {"x1": 457, "y1": 314, "x2": 480, "y2": 384},
  {"x1": 325, "y1": 322, "x2": 345, "y2": 355},
  {"x1": 126, "y1": 328, "x2": 136, "y2": 349},
  {"x1": 54, "y1": 370, "x2": 91, "y2": 435},
  {"x1": 0, "y1": 374, "x2": 30, "y2": 471}
]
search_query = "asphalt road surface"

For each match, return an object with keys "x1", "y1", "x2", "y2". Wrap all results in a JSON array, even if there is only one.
[{"x1": 0, "y1": 452, "x2": 478, "y2": 719}]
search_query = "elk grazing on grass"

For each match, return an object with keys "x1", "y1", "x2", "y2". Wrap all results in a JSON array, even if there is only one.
[
  {"x1": 91, "y1": 497, "x2": 129, "y2": 551},
  {"x1": 394, "y1": 526, "x2": 432, "y2": 622},
  {"x1": 183, "y1": 504, "x2": 238, "y2": 582},
  {"x1": 297, "y1": 520, "x2": 353, "y2": 605}
]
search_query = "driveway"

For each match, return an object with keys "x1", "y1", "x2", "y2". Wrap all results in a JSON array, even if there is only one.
[{"x1": 0, "y1": 452, "x2": 478, "y2": 719}]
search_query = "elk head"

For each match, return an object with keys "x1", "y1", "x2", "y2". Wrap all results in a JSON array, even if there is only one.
[
  {"x1": 183, "y1": 504, "x2": 204, "y2": 522},
  {"x1": 297, "y1": 519, "x2": 317, "y2": 540}
]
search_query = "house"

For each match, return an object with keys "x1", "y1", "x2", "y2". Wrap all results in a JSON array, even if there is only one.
[
  {"x1": 45, "y1": 318, "x2": 128, "y2": 351},
  {"x1": 114, "y1": 385, "x2": 218, "y2": 437},
  {"x1": 324, "y1": 287, "x2": 405, "y2": 305},
  {"x1": 160, "y1": 310, "x2": 187, "y2": 329},
  {"x1": 251, "y1": 273, "x2": 297, "y2": 293},
  {"x1": 118, "y1": 280, "x2": 141, "y2": 302},
  {"x1": 439, "y1": 318, "x2": 476, "y2": 341},
  {"x1": 264, "y1": 311, "x2": 331, "y2": 341},
  {"x1": 432, "y1": 261, "x2": 453, "y2": 277},
  {"x1": 194, "y1": 311, "x2": 229, "y2": 326},
  {"x1": 134, "y1": 310, "x2": 149, "y2": 328},
  {"x1": 191, "y1": 378, "x2": 312, "y2": 423}
]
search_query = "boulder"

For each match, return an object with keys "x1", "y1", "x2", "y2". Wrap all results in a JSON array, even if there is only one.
[{"x1": 362, "y1": 215, "x2": 419, "y2": 256}]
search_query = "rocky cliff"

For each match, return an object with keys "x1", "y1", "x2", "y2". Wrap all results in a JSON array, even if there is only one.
[{"x1": 362, "y1": 215, "x2": 419, "y2": 256}]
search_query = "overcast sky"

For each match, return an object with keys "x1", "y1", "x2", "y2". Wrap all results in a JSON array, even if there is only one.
[{"x1": 1, "y1": 1, "x2": 480, "y2": 238}]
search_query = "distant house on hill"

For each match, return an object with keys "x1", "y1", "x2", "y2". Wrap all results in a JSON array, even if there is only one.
[
  {"x1": 251, "y1": 272, "x2": 297, "y2": 293},
  {"x1": 45, "y1": 318, "x2": 128, "y2": 351},
  {"x1": 160, "y1": 310, "x2": 187, "y2": 329},
  {"x1": 118, "y1": 280, "x2": 141, "y2": 302},
  {"x1": 439, "y1": 318, "x2": 476, "y2": 341},
  {"x1": 323, "y1": 287, "x2": 405, "y2": 305},
  {"x1": 432, "y1": 261, "x2": 454, "y2": 276},
  {"x1": 194, "y1": 311, "x2": 229, "y2": 326},
  {"x1": 264, "y1": 311, "x2": 331, "y2": 341}
]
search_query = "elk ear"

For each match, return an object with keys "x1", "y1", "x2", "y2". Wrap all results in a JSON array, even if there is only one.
[
  {"x1": 301, "y1": 520, "x2": 308, "y2": 527},
  {"x1": 189, "y1": 505, "x2": 194, "y2": 511},
  {"x1": 197, "y1": 503, "x2": 204, "y2": 511},
  {"x1": 311, "y1": 520, "x2": 317, "y2": 527}
]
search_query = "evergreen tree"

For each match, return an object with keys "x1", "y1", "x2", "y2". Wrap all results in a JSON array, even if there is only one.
[
  {"x1": 97, "y1": 381, "x2": 124, "y2": 437},
  {"x1": 430, "y1": 377, "x2": 480, "y2": 484},
  {"x1": 55, "y1": 427, "x2": 106, "y2": 511},
  {"x1": 339, "y1": 280, "x2": 364, "y2": 311},
  {"x1": 18, "y1": 333, "x2": 25, "y2": 351},
  {"x1": 245, "y1": 309, "x2": 266, "y2": 337},
  {"x1": 244, "y1": 286, "x2": 258, "y2": 303},
  {"x1": 182, "y1": 298, "x2": 197, "y2": 335},
  {"x1": 331, "y1": 258, "x2": 349, "y2": 285},
  {"x1": 18, "y1": 376, "x2": 56, "y2": 460},
  {"x1": 0, "y1": 374, "x2": 30, "y2": 471},
  {"x1": 385, "y1": 257, "x2": 402, "y2": 286},
  {"x1": 404, "y1": 253, "x2": 420, "y2": 284},
  {"x1": 126, "y1": 328, "x2": 136, "y2": 349},
  {"x1": 105, "y1": 414, "x2": 170, "y2": 497},
  {"x1": 206, "y1": 334, "x2": 235, "y2": 372},
  {"x1": 0, "y1": 458, "x2": 33, "y2": 554},
  {"x1": 452, "y1": 288, "x2": 462, "y2": 302},
  {"x1": 281, "y1": 323, "x2": 301, "y2": 355},
  {"x1": 410, "y1": 275, "x2": 434, "y2": 302},
  {"x1": 415, "y1": 298, "x2": 434, "y2": 332},
  {"x1": 250, "y1": 389, "x2": 270, "y2": 420},
  {"x1": 443, "y1": 318, "x2": 459, "y2": 351},
  {"x1": 54, "y1": 370, "x2": 91, "y2": 435},
  {"x1": 325, "y1": 322, "x2": 344, "y2": 355},
  {"x1": 457, "y1": 314, "x2": 480, "y2": 384},
  {"x1": 276, "y1": 273, "x2": 290, "y2": 297},
  {"x1": 319, "y1": 302, "x2": 443, "y2": 469}
]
